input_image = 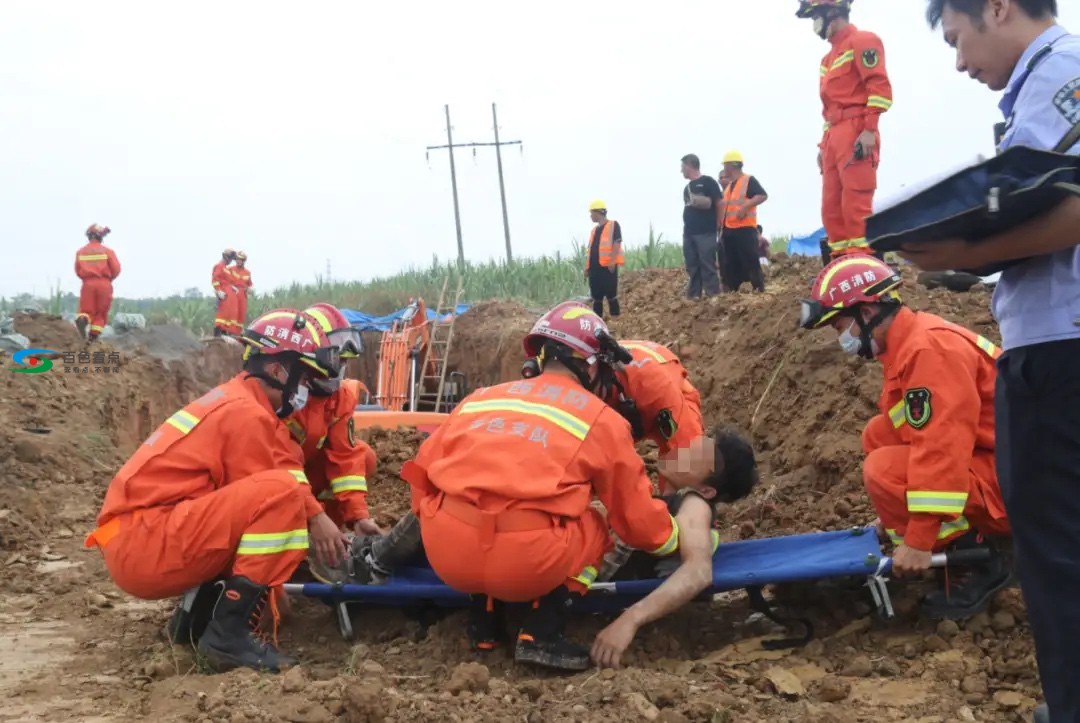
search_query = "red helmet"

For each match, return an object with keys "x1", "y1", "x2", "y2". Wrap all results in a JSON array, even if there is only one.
[
  {"x1": 799, "y1": 256, "x2": 902, "y2": 330},
  {"x1": 304, "y1": 302, "x2": 362, "y2": 359},
  {"x1": 796, "y1": 0, "x2": 852, "y2": 18},
  {"x1": 239, "y1": 308, "x2": 340, "y2": 377},
  {"x1": 523, "y1": 301, "x2": 610, "y2": 359}
]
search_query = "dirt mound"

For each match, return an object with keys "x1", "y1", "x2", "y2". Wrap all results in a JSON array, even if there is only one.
[
  {"x1": 0, "y1": 265, "x2": 1045, "y2": 723},
  {"x1": 11, "y1": 311, "x2": 83, "y2": 351},
  {"x1": 105, "y1": 323, "x2": 206, "y2": 363}
]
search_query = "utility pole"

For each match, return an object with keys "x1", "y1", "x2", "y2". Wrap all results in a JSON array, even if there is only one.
[{"x1": 425, "y1": 103, "x2": 523, "y2": 267}]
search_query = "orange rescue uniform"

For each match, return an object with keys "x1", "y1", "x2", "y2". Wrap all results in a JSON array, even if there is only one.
[
  {"x1": 75, "y1": 240, "x2": 121, "y2": 338},
  {"x1": 819, "y1": 23, "x2": 893, "y2": 258},
  {"x1": 84, "y1": 374, "x2": 323, "y2": 599},
  {"x1": 611, "y1": 340, "x2": 705, "y2": 494},
  {"x1": 862, "y1": 308, "x2": 1010, "y2": 552},
  {"x1": 232, "y1": 265, "x2": 253, "y2": 331},
  {"x1": 211, "y1": 261, "x2": 235, "y2": 334},
  {"x1": 400, "y1": 372, "x2": 680, "y2": 602},
  {"x1": 286, "y1": 379, "x2": 377, "y2": 527}
]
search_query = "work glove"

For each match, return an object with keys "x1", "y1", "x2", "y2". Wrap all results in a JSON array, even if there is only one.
[{"x1": 215, "y1": 289, "x2": 226, "y2": 301}]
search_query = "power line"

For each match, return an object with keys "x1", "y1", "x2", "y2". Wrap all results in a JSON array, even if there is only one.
[{"x1": 425, "y1": 103, "x2": 523, "y2": 268}]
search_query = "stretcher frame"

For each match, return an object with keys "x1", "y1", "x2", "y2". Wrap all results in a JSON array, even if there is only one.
[{"x1": 283, "y1": 526, "x2": 986, "y2": 645}]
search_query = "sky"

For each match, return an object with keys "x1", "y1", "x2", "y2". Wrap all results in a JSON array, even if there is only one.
[{"x1": 3, "y1": 1, "x2": 1079, "y2": 300}]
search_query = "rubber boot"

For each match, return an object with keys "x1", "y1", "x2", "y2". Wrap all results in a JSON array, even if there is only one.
[
  {"x1": 163, "y1": 582, "x2": 219, "y2": 645},
  {"x1": 213, "y1": 328, "x2": 224, "y2": 337},
  {"x1": 608, "y1": 296, "x2": 621, "y2": 318},
  {"x1": 1032, "y1": 703, "x2": 1049, "y2": 723},
  {"x1": 592, "y1": 298, "x2": 604, "y2": 318},
  {"x1": 196, "y1": 576, "x2": 296, "y2": 673},
  {"x1": 347, "y1": 512, "x2": 423, "y2": 584},
  {"x1": 75, "y1": 316, "x2": 88, "y2": 340},
  {"x1": 467, "y1": 595, "x2": 505, "y2": 652},
  {"x1": 514, "y1": 586, "x2": 590, "y2": 672},
  {"x1": 921, "y1": 531, "x2": 1014, "y2": 620}
]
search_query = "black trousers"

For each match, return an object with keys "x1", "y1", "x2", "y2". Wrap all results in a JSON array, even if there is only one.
[
  {"x1": 996, "y1": 339, "x2": 1080, "y2": 720},
  {"x1": 588, "y1": 266, "x2": 620, "y2": 318},
  {"x1": 722, "y1": 227, "x2": 765, "y2": 292}
]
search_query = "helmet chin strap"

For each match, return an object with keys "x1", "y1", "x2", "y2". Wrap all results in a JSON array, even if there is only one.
[
  {"x1": 245, "y1": 357, "x2": 307, "y2": 417},
  {"x1": 851, "y1": 304, "x2": 899, "y2": 359}
]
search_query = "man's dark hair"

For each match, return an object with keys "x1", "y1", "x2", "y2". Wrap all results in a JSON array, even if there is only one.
[
  {"x1": 703, "y1": 428, "x2": 759, "y2": 504},
  {"x1": 681, "y1": 154, "x2": 701, "y2": 170},
  {"x1": 926, "y1": 0, "x2": 1056, "y2": 28}
]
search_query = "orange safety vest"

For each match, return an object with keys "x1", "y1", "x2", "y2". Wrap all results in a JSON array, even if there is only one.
[
  {"x1": 586, "y1": 221, "x2": 625, "y2": 271},
  {"x1": 722, "y1": 175, "x2": 758, "y2": 230}
]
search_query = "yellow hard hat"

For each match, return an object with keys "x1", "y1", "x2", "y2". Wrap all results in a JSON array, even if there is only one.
[
  {"x1": 589, "y1": 199, "x2": 607, "y2": 212},
  {"x1": 723, "y1": 150, "x2": 744, "y2": 164}
]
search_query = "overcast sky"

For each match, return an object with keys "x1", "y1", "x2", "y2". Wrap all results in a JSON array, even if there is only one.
[{"x1": 4, "y1": 1, "x2": 1078, "y2": 300}]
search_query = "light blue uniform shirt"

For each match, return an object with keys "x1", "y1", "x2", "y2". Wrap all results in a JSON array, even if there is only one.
[{"x1": 994, "y1": 24, "x2": 1080, "y2": 351}]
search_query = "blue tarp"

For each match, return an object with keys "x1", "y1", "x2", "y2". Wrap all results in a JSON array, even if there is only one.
[
  {"x1": 341, "y1": 304, "x2": 472, "y2": 333},
  {"x1": 288, "y1": 527, "x2": 884, "y2": 614},
  {"x1": 787, "y1": 227, "x2": 826, "y2": 257}
]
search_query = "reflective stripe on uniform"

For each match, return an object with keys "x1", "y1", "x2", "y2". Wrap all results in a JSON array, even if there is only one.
[
  {"x1": 285, "y1": 419, "x2": 306, "y2": 445},
  {"x1": 458, "y1": 399, "x2": 591, "y2": 441},
  {"x1": 571, "y1": 565, "x2": 598, "y2": 589},
  {"x1": 889, "y1": 400, "x2": 906, "y2": 429},
  {"x1": 650, "y1": 516, "x2": 680, "y2": 556},
  {"x1": 829, "y1": 50, "x2": 854, "y2": 73},
  {"x1": 621, "y1": 342, "x2": 667, "y2": 363},
  {"x1": 288, "y1": 469, "x2": 310, "y2": 485},
  {"x1": 975, "y1": 335, "x2": 1001, "y2": 359},
  {"x1": 886, "y1": 517, "x2": 969, "y2": 547},
  {"x1": 330, "y1": 475, "x2": 367, "y2": 494},
  {"x1": 907, "y1": 490, "x2": 968, "y2": 515},
  {"x1": 165, "y1": 410, "x2": 199, "y2": 434},
  {"x1": 867, "y1": 95, "x2": 893, "y2": 111},
  {"x1": 827, "y1": 237, "x2": 870, "y2": 252},
  {"x1": 711, "y1": 529, "x2": 721, "y2": 554},
  {"x1": 78, "y1": 253, "x2": 109, "y2": 262},
  {"x1": 236, "y1": 529, "x2": 309, "y2": 555}
]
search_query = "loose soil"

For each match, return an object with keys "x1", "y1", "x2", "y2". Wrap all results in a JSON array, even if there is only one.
[{"x1": 0, "y1": 263, "x2": 1041, "y2": 723}]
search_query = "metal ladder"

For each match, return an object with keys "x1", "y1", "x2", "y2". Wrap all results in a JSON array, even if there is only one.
[{"x1": 415, "y1": 275, "x2": 465, "y2": 413}]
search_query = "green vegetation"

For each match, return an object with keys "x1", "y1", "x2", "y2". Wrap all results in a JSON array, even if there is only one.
[{"x1": 2, "y1": 227, "x2": 791, "y2": 335}]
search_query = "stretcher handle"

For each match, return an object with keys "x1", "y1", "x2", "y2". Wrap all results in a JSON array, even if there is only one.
[{"x1": 878, "y1": 547, "x2": 990, "y2": 575}]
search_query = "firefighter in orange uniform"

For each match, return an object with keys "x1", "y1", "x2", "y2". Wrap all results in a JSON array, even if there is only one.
[
  {"x1": 83, "y1": 309, "x2": 350, "y2": 672},
  {"x1": 232, "y1": 251, "x2": 253, "y2": 331},
  {"x1": 797, "y1": 0, "x2": 893, "y2": 261},
  {"x1": 800, "y1": 256, "x2": 1012, "y2": 619},
  {"x1": 74, "y1": 224, "x2": 121, "y2": 342},
  {"x1": 288, "y1": 303, "x2": 382, "y2": 584},
  {"x1": 584, "y1": 200, "x2": 624, "y2": 319},
  {"x1": 352, "y1": 302, "x2": 680, "y2": 671},
  {"x1": 212, "y1": 248, "x2": 237, "y2": 337}
]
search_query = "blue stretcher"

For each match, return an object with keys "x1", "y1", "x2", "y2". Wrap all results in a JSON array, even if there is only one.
[{"x1": 284, "y1": 527, "x2": 985, "y2": 646}]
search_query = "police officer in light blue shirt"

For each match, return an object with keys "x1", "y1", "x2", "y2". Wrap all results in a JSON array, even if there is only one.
[{"x1": 902, "y1": 1, "x2": 1080, "y2": 721}]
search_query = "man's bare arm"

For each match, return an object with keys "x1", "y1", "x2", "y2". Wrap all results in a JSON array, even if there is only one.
[{"x1": 621, "y1": 496, "x2": 714, "y2": 627}]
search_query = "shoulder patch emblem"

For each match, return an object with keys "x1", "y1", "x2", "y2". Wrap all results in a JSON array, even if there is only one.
[
  {"x1": 1052, "y1": 77, "x2": 1080, "y2": 126},
  {"x1": 904, "y1": 388, "x2": 932, "y2": 430},
  {"x1": 861, "y1": 48, "x2": 879, "y2": 69},
  {"x1": 347, "y1": 416, "x2": 356, "y2": 447}
]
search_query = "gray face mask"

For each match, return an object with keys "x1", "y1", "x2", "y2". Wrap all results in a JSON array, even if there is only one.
[{"x1": 290, "y1": 382, "x2": 310, "y2": 413}]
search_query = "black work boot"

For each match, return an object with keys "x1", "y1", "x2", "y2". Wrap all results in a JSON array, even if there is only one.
[
  {"x1": 514, "y1": 586, "x2": 590, "y2": 672},
  {"x1": 609, "y1": 296, "x2": 621, "y2": 317},
  {"x1": 347, "y1": 512, "x2": 423, "y2": 584},
  {"x1": 921, "y1": 531, "x2": 1014, "y2": 620},
  {"x1": 467, "y1": 595, "x2": 505, "y2": 652},
  {"x1": 163, "y1": 582, "x2": 219, "y2": 645},
  {"x1": 196, "y1": 576, "x2": 296, "y2": 673}
]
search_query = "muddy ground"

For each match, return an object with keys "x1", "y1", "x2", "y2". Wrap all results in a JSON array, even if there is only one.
[{"x1": 0, "y1": 259, "x2": 1042, "y2": 722}]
